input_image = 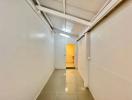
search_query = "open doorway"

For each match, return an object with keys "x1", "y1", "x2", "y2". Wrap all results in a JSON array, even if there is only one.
[{"x1": 66, "y1": 44, "x2": 75, "y2": 69}]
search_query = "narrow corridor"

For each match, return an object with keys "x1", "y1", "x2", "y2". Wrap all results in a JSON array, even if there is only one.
[
  {"x1": 37, "y1": 69, "x2": 94, "y2": 100},
  {"x1": 0, "y1": 0, "x2": 132, "y2": 100}
]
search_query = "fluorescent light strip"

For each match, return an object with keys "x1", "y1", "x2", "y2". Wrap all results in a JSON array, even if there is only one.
[{"x1": 60, "y1": 33, "x2": 70, "y2": 38}]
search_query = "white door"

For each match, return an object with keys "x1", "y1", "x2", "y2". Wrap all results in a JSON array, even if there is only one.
[
  {"x1": 54, "y1": 34, "x2": 67, "y2": 69},
  {"x1": 86, "y1": 33, "x2": 91, "y2": 87},
  {"x1": 77, "y1": 33, "x2": 90, "y2": 87}
]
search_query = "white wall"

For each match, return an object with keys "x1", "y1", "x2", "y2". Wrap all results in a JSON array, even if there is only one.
[
  {"x1": 54, "y1": 33, "x2": 76, "y2": 69},
  {"x1": 89, "y1": 1, "x2": 132, "y2": 100},
  {"x1": 0, "y1": 0, "x2": 54, "y2": 100}
]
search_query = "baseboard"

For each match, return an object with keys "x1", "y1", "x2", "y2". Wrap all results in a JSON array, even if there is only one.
[
  {"x1": 88, "y1": 87, "x2": 96, "y2": 100},
  {"x1": 34, "y1": 67, "x2": 55, "y2": 100}
]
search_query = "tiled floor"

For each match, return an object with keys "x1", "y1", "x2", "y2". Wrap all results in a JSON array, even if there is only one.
[{"x1": 37, "y1": 69, "x2": 94, "y2": 100}]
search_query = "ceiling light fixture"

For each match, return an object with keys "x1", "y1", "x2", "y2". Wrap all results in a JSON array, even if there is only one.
[
  {"x1": 62, "y1": 27, "x2": 71, "y2": 33},
  {"x1": 60, "y1": 33, "x2": 70, "y2": 38}
]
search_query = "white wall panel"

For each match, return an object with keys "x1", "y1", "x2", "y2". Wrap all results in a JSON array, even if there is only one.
[
  {"x1": 89, "y1": 1, "x2": 132, "y2": 100},
  {"x1": 0, "y1": 0, "x2": 54, "y2": 100}
]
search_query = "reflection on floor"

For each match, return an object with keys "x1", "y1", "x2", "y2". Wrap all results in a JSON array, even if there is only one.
[{"x1": 37, "y1": 69, "x2": 94, "y2": 100}]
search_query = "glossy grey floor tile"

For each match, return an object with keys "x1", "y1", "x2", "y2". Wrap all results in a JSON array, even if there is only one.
[{"x1": 37, "y1": 69, "x2": 94, "y2": 100}]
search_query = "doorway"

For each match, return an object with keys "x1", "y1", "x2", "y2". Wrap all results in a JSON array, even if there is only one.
[{"x1": 66, "y1": 44, "x2": 75, "y2": 69}]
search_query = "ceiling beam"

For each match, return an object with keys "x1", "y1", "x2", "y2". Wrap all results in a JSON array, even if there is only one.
[
  {"x1": 26, "y1": 0, "x2": 53, "y2": 31},
  {"x1": 63, "y1": 0, "x2": 66, "y2": 14},
  {"x1": 35, "y1": 0, "x2": 54, "y2": 28},
  {"x1": 91, "y1": 0, "x2": 123, "y2": 27},
  {"x1": 77, "y1": 0, "x2": 123, "y2": 41},
  {"x1": 36, "y1": 0, "x2": 40, "y2": 5},
  {"x1": 85, "y1": 0, "x2": 122, "y2": 32},
  {"x1": 36, "y1": 5, "x2": 92, "y2": 26},
  {"x1": 43, "y1": 13, "x2": 54, "y2": 28},
  {"x1": 90, "y1": 0, "x2": 111, "y2": 21}
]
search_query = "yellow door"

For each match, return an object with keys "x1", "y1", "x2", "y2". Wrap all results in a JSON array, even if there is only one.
[{"x1": 66, "y1": 44, "x2": 75, "y2": 68}]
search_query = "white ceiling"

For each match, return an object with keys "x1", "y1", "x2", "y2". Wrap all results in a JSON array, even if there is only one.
[
  {"x1": 47, "y1": 13, "x2": 87, "y2": 36},
  {"x1": 36, "y1": 0, "x2": 111, "y2": 36}
]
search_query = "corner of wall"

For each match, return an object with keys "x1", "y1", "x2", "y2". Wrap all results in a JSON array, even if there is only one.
[{"x1": 34, "y1": 67, "x2": 55, "y2": 100}]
